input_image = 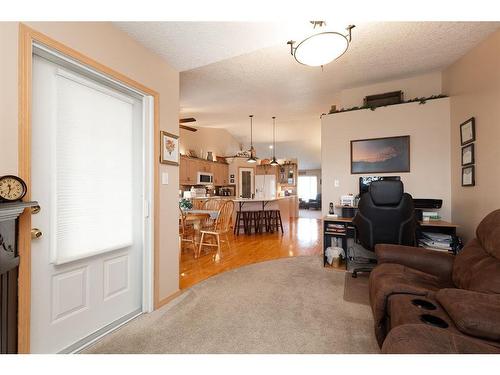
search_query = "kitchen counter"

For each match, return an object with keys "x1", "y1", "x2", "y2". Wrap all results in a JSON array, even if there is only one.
[
  {"x1": 190, "y1": 196, "x2": 236, "y2": 199},
  {"x1": 232, "y1": 195, "x2": 299, "y2": 226},
  {"x1": 232, "y1": 196, "x2": 295, "y2": 202}
]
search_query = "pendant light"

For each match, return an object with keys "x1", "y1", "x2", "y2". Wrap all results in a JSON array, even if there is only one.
[
  {"x1": 247, "y1": 115, "x2": 257, "y2": 163},
  {"x1": 270, "y1": 116, "x2": 279, "y2": 166}
]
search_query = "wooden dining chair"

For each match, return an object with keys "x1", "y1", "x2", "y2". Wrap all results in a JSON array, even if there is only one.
[
  {"x1": 179, "y1": 206, "x2": 196, "y2": 255},
  {"x1": 192, "y1": 199, "x2": 205, "y2": 209},
  {"x1": 200, "y1": 198, "x2": 223, "y2": 229},
  {"x1": 197, "y1": 200, "x2": 234, "y2": 259}
]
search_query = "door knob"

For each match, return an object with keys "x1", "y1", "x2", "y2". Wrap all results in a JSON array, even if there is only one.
[
  {"x1": 31, "y1": 228, "x2": 43, "y2": 239},
  {"x1": 31, "y1": 205, "x2": 41, "y2": 214}
]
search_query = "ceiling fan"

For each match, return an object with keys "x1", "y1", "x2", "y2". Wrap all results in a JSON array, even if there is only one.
[{"x1": 179, "y1": 117, "x2": 197, "y2": 132}]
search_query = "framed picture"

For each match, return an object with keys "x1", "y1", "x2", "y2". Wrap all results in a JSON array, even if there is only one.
[
  {"x1": 160, "y1": 131, "x2": 179, "y2": 165},
  {"x1": 350, "y1": 135, "x2": 410, "y2": 174},
  {"x1": 462, "y1": 166, "x2": 475, "y2": 187},
  {"x1": 460, "y1": 117, "x2": 475, "y2": 145},
  {"x1": 461, "y1": 143, "x2": 475, "y2": 166}
]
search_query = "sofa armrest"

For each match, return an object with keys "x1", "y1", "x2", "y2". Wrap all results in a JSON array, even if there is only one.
[
  {"x1": 375, "y1": 244, "x2": 454, "y2": 282},
  {"x1": 436, "y1": 288, "x2": 500, "y2": 341}
]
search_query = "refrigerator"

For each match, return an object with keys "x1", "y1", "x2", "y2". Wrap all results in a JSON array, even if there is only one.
[{"x1": 255, "y1": 174, "x2": 277, "y2": 199}]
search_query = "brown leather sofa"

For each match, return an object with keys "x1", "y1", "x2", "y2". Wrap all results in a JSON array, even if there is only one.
[{"x1": 368, "y1": 209, "x2": 500, "y2": 353}]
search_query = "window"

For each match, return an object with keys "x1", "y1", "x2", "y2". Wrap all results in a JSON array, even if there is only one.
[{"x1": 298, "y1": 175, "x2": 318, "y2": 201}]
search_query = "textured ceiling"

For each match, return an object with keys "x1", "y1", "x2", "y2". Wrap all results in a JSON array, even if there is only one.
[
  {"x1": 114, "y1": 22, "x2": 309, "y2": 71},
  {"x1": 118, "y1": 22, "x2": 499, "y2": 169}
]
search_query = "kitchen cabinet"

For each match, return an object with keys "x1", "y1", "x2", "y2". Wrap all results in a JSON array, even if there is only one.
[
  {"x1": 180, "y1": 156, "x2": 197, "y2": 185},
  {"x1": 180, "y1": 156, "x2": 229, "y2": 186},
  {"x1": 198, "y1": 160, "x2": 212, "y2": 173},
  {"x1": 213, "y1": 163, "x2": 229, "y2": 186},
  {"x1": 278, "y1": 163, "x2": 297, "y2": 186},
  {"x1": 256, "y1": 164, "x2": 278, "y2": 176}
]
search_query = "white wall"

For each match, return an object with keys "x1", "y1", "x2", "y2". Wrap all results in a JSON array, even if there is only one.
[
  {"x1": 321, "y1": 98, "x2": 451, "y2": 221},
  {"x1": 340, "y1": 71, "x2": 443, "y2": 109},
  {"x1": 179, "y1": 126, "x2": 240, "y2": 159}
]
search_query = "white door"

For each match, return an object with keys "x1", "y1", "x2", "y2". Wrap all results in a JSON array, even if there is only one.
[{"x1": 30, "y1": 53, "x2": 145, "y2": 353}]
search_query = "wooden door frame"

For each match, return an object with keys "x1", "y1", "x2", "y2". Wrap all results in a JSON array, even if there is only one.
[{"x1": 18, "y1": 23, "x2": 161, "y2": 353}]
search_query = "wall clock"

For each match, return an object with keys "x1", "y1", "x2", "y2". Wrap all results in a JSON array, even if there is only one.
[{"x1": 0, "y1": 175, "x2": 27, "y2": 202}]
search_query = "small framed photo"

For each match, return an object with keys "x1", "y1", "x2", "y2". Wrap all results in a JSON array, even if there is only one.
[
  {"x1": 160, "y1": 131, "x2": 179, "y2": 166},
  {"x1": 462, "y1": 165, "x2": 475, "y2": 187},
  {"x1": 460, "y1": 117, "x2": 475, "y2": 145},
  {"x1": 230, "y1": 174, "x2": 235, "y2": 179},
  {"x1": 461, "y1": 143, "x2": 475, "y2": 166}
]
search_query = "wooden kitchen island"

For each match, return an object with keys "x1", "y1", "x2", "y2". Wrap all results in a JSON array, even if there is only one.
[{"x1": 232, "y1": 196, "x2": 298, "y2": 234}]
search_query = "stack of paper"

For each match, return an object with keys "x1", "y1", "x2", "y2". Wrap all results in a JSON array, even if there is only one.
[
  {"x1": 419, "y1": 231, "x2": 453, "y2": 252},
  {"x1": 422, "y1": 211, "x2": 440, "y2": 220}
]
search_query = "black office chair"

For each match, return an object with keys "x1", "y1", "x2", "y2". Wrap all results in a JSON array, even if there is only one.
[{"x1": 351, "y1": 180, "x2": 416, "y2": 278}]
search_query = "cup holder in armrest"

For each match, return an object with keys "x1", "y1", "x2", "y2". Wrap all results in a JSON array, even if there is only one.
[
  {"x1": 420, "y1": 314, "x2": 449, "y2": 329},
  {"x1": 411, "y1": 298, "x2": 437, "y2": 310}
]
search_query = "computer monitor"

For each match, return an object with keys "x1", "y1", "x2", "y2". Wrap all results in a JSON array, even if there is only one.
[{"x1": 359, "y1": 176, "x2": 401, "y2": 196}]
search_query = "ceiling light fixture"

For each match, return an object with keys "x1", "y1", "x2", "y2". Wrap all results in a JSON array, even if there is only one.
[
  {"x1": 247, "y1": 115, "x2": 257, "y2": 163},
  {"x1": 270, "y1": 116, "x2": 279, "y2": 166},
  {"x1": 287, "y1": 22, "x2": 355, "y2": 67}
]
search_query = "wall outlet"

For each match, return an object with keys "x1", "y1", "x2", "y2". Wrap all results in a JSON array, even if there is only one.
[{"x1": 334, "y1": 179, "x2": 340, "y2": 187}]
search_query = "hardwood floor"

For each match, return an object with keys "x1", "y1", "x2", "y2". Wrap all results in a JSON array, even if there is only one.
[{"x1": 179, "y1": 217, "x2": 322, "y2": 289}]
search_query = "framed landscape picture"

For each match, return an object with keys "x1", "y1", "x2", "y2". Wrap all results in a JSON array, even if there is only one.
[
  {"x1": 160, "y1": 131, "x2": 179, "y2": 165},
  {"x1": 351, "y1": 135, "x2": 410, "y2": 174},
  {"x1": 460, "y1": 117, "x2": 475, "y2": 145}
]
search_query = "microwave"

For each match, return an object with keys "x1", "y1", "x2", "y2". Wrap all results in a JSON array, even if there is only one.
[{"x1": 197, "y1": 172, "x2": 213, "y2": 185}]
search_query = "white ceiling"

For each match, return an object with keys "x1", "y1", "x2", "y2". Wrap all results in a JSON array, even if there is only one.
[
  {"x1": 114, "y1": 22, "x2": 305, "y2": 71},
  {"x1": 116, "y1": 22, "x2": 499, "y2": 169}
]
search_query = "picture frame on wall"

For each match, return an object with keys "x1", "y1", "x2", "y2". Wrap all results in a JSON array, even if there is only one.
[
  {"x1": 160, "y1": 131, "x2": 179, "y2": 166},
  {"x1": 461, "y1": 143, "x2": 475, "y2": 166},
  {"x1": 460, "y1": 117, "x2": 475, "y2": 145},
  {"x1": 350, "y1": 135, "x2": 410, "y2": 174},
  {"x1": 462, "y1": 165, "x2": 475, "y2": 187}
]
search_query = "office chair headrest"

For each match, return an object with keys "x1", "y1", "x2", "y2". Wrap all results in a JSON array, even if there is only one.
[{"x1": 369, "y1": 180, "x2": 404, "y2": 206}]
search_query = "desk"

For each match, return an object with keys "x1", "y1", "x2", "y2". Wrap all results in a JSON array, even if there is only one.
[{"x1": 322, "y1": 216, "x2": 460, "y2": 268}]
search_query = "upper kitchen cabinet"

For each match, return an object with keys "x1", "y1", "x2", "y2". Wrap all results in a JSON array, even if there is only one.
[
  {"x1": 213, "y1": 163, "x2": 229, "y2": 186},
  {"x1": 180, "y1": 155, "x2": 229, "y2": 186},
  {"x1": 256, "y1": 164, "x2": 278, "y2": 176},
  {"x1": 180, "y1": 156, "x2": 197, "y2": 185},
  {"x1": 278, "y1": 163, "x2": 297, "y2": 186}
]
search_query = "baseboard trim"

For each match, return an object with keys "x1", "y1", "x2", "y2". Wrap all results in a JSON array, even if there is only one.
[
  {"x1": 156, "y1": 290, "x2": 183, "y2": 309},
  {"x1": 60, "y1": 308, "x2": 142, "y2": 354}
]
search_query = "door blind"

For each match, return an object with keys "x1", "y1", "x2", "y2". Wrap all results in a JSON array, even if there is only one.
[{"x1": 51, "y1": 69, "x2": 135, "y2": 264}]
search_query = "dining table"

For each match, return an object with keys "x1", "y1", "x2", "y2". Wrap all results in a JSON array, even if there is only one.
[{"x1": 181, "y1": 209, "x2": 219, "y2": 242}]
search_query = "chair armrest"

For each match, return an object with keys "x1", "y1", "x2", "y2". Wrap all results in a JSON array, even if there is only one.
[
  {"x1": 375, "y1": 244, "x2": 454, "y2": 282},
  {"x1": 436, "y1": 288, "x2": 500, "y2": 341}
]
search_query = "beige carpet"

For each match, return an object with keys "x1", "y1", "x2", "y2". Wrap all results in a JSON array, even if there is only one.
[
  {"x1": 343, "y1": 272, "x2": 370, "y2": 305},
  {"x1": 84, "y1": 256, "x2": 379, "y2": 354}
]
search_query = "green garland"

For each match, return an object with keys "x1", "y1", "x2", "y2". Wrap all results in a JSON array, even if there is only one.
[{"x1": 326, "y1": 94, "x2": 448, "y2": 115}]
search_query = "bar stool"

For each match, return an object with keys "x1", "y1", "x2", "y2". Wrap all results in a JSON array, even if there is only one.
[
  {"x1": 234, "y1": 210, "x2": 249, "y2": 235},
  {"x1": 266, "y1": 210, "x2": 283, "y2": 234}
]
